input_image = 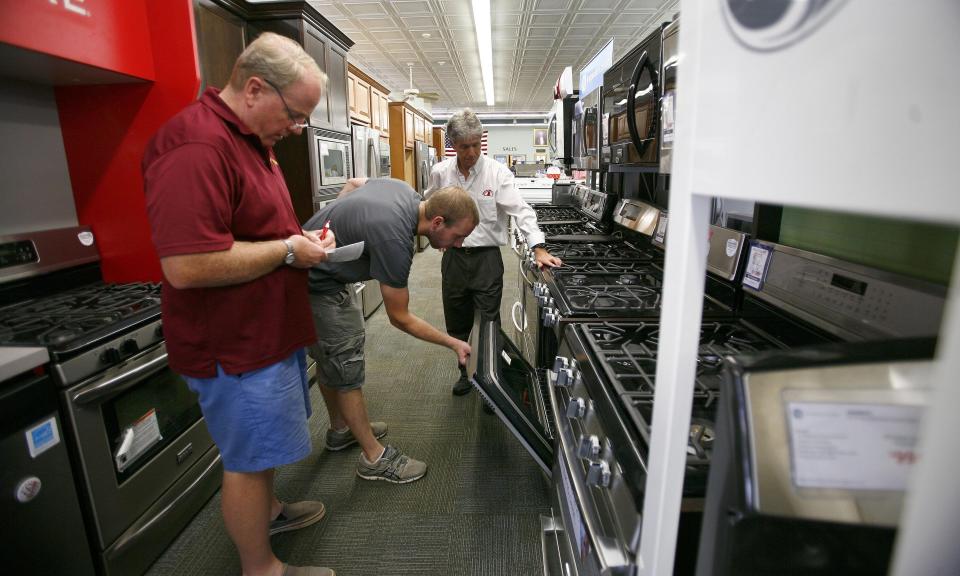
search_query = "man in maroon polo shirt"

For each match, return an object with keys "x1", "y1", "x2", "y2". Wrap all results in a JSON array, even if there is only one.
[{"x1": 143, "y1": 33, "x2": 336, "y2": 576}]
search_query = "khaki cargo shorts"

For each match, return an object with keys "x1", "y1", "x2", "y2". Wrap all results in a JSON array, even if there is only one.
[{"x1": 308, "y1": 287, "x2": 366, "y2": 390}]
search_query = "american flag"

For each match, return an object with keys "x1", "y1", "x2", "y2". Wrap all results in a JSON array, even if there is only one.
[{"x1": 444, "y1": 130, "x2": 487, "y2": 158}]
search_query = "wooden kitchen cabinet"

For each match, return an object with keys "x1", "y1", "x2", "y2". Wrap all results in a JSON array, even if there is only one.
[
  {"x1": 348, "y1": 71, "x2": 371, "y2": 124},
  {"x1": 378, "y1": 92, "x2": 390, "y2": 136},
  {"x1": 388, "y1": 102, "x2": 432, "y2": 188},
  {"x1": 414, "y1": 114, "x2": 425, "y2": 143},
  {"x1": 195, "y1": 0, "x2": 247, "y2": 90},
  {"x1": 432, "y1": 127, "x2": 446, "y2": 158}
]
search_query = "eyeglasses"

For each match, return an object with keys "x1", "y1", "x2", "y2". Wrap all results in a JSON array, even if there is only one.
[{"x1": 262, "y1": 77, "x2": 310, "y2": 130}]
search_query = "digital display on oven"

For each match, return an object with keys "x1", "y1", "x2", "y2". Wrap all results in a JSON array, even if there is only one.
[{"x1": 830, "y1": 273, "x2": 868, "y2": 296}]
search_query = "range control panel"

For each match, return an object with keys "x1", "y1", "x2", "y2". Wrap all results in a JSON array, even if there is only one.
[
  {"x1": 745, "y1": 243, "x2": 946, "y2": 340},
  {"x1": 0, "y1": 240, "x2": 39, "y2": 269}
]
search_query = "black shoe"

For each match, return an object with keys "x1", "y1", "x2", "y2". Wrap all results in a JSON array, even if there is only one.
[{"x1": 452, "y1": 376, "x2": 472, "y2": 396}]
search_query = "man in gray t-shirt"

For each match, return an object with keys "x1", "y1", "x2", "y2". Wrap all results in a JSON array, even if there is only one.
[{"x1": 303, "y1": 178, "x2": 478, "y2": 483}]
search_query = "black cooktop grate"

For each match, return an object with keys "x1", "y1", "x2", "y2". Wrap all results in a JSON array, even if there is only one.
[{"x1": 0, "y1": 282, "x2": 161, "y2": 347}]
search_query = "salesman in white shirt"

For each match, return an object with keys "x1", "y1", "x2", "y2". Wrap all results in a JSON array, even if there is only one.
[{"x1": 425, "y1": 108, "x2": 563, "y2": 396}]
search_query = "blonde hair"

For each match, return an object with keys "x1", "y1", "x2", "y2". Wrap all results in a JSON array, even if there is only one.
[
  {"x1": 424, "y1": 186, "x2": 479, "y2": 227},
  {"x1": 229, "y1": 32, "x2": 327, "y2": 91}
]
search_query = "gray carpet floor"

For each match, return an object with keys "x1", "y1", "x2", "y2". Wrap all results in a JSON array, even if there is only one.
[{"x1": 145, "y1": 246, "x2": 551, "y2": 576}]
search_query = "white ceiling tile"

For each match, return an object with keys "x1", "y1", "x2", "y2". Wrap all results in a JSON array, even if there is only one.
[
  {"x1": 530, "y1": 13, "x2": 566, "y2": 26},
  {"x1": 626, "y1": 0, "x2": 663, "y2": 8},
  {"x1": 527, "y1": 27, "x2": 561, "y2": 38},
  {"x1": 400, "y1": 15, "x2": 440, "y2": 29},
  {"x1": 390, "y1": 1, "x2": 432, "y2": 14},
  {"x1": 354, "y1": 17, "x2": 399, "y2": 29},
  {"x1": 533, "y1": 0, "x2": 574, "y2": 10},
  {"x1": 341, "y1": 2, "x2": 387, "y2": 16},
  {"x1": 573, "y1": 13, "x2": 612, "y2": 24},
  {"x1": 525, "y1": 37, "x2": 557, "y2": 48}
]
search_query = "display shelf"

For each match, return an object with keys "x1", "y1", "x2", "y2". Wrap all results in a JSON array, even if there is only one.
[{"x1": 638, "y1": 1, "x2": 960, "y2": 574}]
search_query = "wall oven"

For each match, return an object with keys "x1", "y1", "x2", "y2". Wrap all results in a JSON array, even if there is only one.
[
  {"x1": 0, "y1": 227, "x2": 221, "y2": 576},
  {"x1": 309, "y1": 128, "x2": 352, "y2": 211},
  {"x1": 602, "y1": 24, "x2": 665, "y2": 170}
]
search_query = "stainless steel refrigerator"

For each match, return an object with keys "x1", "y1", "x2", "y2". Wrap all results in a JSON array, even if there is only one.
[
  {"x1": 413, "y1": 141, "x2": 437, "y2": 251},
  {"x1": 350, "y1": 124, "x2": 384, "y2": 318}
]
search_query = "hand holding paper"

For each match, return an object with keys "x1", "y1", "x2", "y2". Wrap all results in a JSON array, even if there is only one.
[{"x1": 324, "y1": 241, "x2": 365, "y2": 263}]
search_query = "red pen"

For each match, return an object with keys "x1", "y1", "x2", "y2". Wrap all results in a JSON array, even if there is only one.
[{"x1": 319, "y1": 220, "x2": 331, "y2": 241}]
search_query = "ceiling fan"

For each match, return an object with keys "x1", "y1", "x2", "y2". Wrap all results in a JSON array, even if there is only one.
[{"x1": 393, "y1": 64, "x2": 441, "y2": 103}]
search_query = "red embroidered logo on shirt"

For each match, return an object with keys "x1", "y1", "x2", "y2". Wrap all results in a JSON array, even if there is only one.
[{"x1": 482, "y1": 189, "x2": 493, "y2": 197}]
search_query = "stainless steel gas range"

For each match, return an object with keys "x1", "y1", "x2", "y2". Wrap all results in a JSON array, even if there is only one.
[
  {"x1": 0, "y1": 227, "x2": 222, "y2": 576},
  {"x1": 471, "y1": 205, "x2": 946, "y2": 575}
]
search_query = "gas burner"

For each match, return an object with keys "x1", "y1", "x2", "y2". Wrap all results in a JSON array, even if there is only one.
[
  {"x1": 688, "y1": 418, "x2": 716, "y2": 461},
  {"x1": 568, "y1": 274, "x2": 589, "y2": 286},
  {"x1": 618, "y1": 274, "x2": 638, "y2": 285},
  {"x1": 0, "y1": 282, "x2": 161, "y2": 347}
]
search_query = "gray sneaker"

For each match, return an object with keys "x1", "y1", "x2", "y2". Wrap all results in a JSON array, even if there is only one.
[
  {"x1": 325, "y1": 422, "x2": 388, "y2": 451},
  {"x1": 357, "y1": 445, "x2": 427, "y2": 484}
]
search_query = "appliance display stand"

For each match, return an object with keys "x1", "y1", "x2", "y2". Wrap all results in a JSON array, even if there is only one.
[{"x1": 640, "y1": 2, "x2": 960, "y2": 575}]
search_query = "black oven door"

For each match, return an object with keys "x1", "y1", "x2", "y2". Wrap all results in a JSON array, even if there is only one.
[{"x1": 468, "y1": 315, "x2": 554, "y2": 476}]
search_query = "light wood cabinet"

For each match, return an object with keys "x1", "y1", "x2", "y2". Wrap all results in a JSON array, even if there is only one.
[
  {"x1": 389, "y1": 102, "x2": 432, "y2": 188},
  {"x1": 347, "y1": 71, "x2": 371, "y2": 124},
  {"x1": 414, "y1": 114, "x2": 426, "y2": 143},
  {"x1": 378, "y1": 92, "x2": 390, "y2": 136},
  {"x1": 432, "y1": 127, "x2": 446, "y2": 157}
]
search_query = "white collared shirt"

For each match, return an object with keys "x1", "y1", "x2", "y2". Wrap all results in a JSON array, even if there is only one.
[{"x1": 425, "y1": 155, "x2": 545, "y2": 248}]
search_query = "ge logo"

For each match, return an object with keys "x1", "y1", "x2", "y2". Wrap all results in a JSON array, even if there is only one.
[
  {"x1": 721, "y1": 0, "x2": 845, "y2": 52},
  {"x1": 49, "y1": 0, "x2": 91, "y2": 18}
]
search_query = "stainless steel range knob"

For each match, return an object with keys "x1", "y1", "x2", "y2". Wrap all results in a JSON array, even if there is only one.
[
  {"x1": 533, "y1": 282, "x2": 547, "y2": 297},
  {"x1": 566, "y1": 397, "x2": 586, "y2": 420},
  {"x1": 553, "y1": 356, "x2": 569, "y2": 372},
  {"x1": 555, "y1": 367, "x2": 574, "y2": 387},
  {"x1": 543, "y1": 308, "x2": 560, "y2": 327},
  {"x1": 578, "y1": 434, "x2": 601, "y2": 460},
  {"x1": 586, "y1": 460, "x2": 611, "y2": 488}
]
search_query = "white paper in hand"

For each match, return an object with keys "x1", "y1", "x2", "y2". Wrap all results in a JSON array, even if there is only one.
[{"x1": 325, "y1": 241, "x2": 365, "y2": 263}]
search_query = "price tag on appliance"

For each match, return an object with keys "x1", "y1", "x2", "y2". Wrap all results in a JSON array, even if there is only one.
[
  {"x1": 653, "y1": 214, "x2": 668, "y2": 245},
  {"x1": 26, "y1": 416, "x2": 61, "y2": 458},
  {"x1": 114, "y1": 408, "x2": 163, "y2": 473},
  {"x1": 786, "y1": 401, "x2": 923, "y2": 491},
  {"x1": 742, "y1": 242, "x2": 773, "y2": 290},
  {"x1": 661, "y1": 91, "x2": 676, "y2": 144}
]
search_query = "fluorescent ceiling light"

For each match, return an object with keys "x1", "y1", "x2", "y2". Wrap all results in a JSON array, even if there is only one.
[{"x1": 472, "y1": 0, "x2": 495, "y2": 106}]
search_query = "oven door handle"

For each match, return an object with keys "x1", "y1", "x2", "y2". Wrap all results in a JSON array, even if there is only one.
[
  {"x1": 511, "y1": 300, "x2": 526, "y2": 333},
  {"x1": 626, "y1": 50, "x2": 659, "y2": 159},
  {"x1": 72, "y1": 346, "x2": 169, "y2": 405}
]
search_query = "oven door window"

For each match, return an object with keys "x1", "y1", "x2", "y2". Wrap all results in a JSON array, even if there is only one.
[
  {"x1": 469, "y1": 317, "x2": 554, "y2": 476},
  {"x1": 102, "y1": 366, "x2": 202, "y2": 483}
]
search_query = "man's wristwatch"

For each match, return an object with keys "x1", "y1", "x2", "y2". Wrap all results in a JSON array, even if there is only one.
[{"x1": 282, "y1": 239, "x2": 296, "y2": 265}]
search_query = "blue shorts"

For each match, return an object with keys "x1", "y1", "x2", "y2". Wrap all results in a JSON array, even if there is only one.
[{"x1": 185, "y1": 349, "x2": 312, "y2": 473}]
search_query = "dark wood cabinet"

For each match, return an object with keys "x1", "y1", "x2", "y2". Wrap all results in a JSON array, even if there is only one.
[
  {"x1": 194, "y1": 1, "x2": 247, "y2": 91},
  {"x1": 194, "y1": 0, "x2": 354, "y2": 224}
]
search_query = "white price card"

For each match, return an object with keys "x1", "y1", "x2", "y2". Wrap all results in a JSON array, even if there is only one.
[
  {"x1": 787, "y1": 401, "x2": 922, "y2": 491},
  {"x1": 743, "y1": 242, "x2": 772, "y2": 290},
  {"x1": 653, "y1": 214, "x2": 668, "y2": 245},
  {"x1": 114, "y1": 408, "x2": 163, "y2": 473}
]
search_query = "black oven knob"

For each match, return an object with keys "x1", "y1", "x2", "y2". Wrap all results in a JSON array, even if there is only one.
[
  {"x1": 566, "y1": 397, "x2": 587, "y2": 420},
  {"x1": 553, "y1": 356, "x2": 570, "y2": 372},
  {"x1": 100, "y1": 347, "x2": 121, "y2": 364},
  {"x1": 578, "y1": 434, "x2": 601, "y2": 460},
  {"x1": 154, "y1": 323, "x2": 163, "y2": 338},
  {"x1": 586, "y1": 460, "x2": 611, "y2": 488},
  {"x1": 121, "y1": 339, "x2": 140, "y2": 355}
]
